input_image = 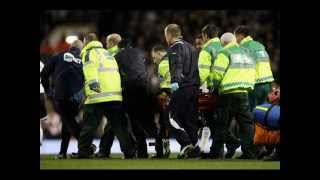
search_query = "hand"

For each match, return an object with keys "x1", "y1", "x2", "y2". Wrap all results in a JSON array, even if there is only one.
[
  {"x1": 170, "y1": 82, "x2": 179, "y2": 92},
  {"x1": 89, "y1": 82, "x2": 101, "y2": 93}
]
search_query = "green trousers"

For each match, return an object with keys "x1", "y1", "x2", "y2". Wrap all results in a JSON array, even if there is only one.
[
  {"x1": 249, "y1": 82, "x2": 272, "y2": 112},
  {"x1": 78, "y1": 101, "x2": 135, "y2": 157},
  {"x1": 210, "y1": 92, "x2": 255, "y2": 157}
]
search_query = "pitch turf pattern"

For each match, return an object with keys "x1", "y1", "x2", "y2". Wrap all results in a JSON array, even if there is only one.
[{"x1": 40, "y1": 154, "x2": 280, "y2": 169}]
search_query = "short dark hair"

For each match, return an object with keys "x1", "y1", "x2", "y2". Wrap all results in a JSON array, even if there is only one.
[
  {"x1": 234, "y1": 25, "x2": 251, "y2": 37},
  {"x1": 165, "y1": 24, "x2": 182, "y2": 38},
  {"x1": 152, "y1": 44, "x2": 166, "y2": 52},
  {"x1": 84, "y1": 33, "x2": 98, "y2": 43},
  {"x1": 201, "y1": 24, "x2": 219, "y2": 38}
]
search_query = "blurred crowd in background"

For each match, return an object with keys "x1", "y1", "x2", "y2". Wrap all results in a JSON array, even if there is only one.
[{"x1": 40, "y1": 10, "x2": 280, "y2": 138}]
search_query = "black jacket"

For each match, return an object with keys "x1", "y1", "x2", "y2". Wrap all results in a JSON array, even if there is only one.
[
  {"x1": 167, "y1": 39, "x2": 200, "y2": 88},
  {"x1": 114, "y1": 47, "x2": 147, "y2": 86},
  {"x1": 40, "y1": 47, "x2": 84, "y2": 100}
]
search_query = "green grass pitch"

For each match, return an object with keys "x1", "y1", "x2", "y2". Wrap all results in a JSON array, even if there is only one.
[{"x1": 40, "y1": 153, "x2": 280, "y2": 169}]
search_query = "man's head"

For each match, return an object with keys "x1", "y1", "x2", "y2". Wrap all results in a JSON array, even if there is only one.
[
  {"x1": 164, "y1": 24, "x2": 182, "y2": 45},
  {"x1": 195, "y1": 34, "x2": 203, "y2": 52},
  {"x1": 70, "y1": 40, "x2": 84, "y2": 51},
  {"x1": 106, "y1": 33, "x2": 122, "y2": 49},
  {"x1": 220, "y1": 32, "x2": 236, "y2": 47},
  {"x1": 83, "y1": 33, "x2": 98, "y2": 46},
  {"x1": 151, "y1": 44, "x2": 167, "y2": 64},
  {"x1": 234, "y1": 25, "x2": 251, "y2": 44},
  {"x1": 201, "y1": 24, "x2": 219, "y2": 43}
]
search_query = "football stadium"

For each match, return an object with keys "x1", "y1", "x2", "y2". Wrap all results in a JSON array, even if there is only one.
[{"x1": 40, "y1": 10, "x2": 280, "y2": 169}]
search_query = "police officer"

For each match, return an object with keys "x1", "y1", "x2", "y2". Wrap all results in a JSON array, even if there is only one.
[
  {"x1": 164, "y1": 24, "x2": 201, "y2": 159},
  {"x1": 41, "y1": 40, "x2": 91, "y2": 159},
  {"x1": 198, "y1": 24, "x2": 241, "y2": 159},
  {"x1": 74, "y1": 33, "x2": 135, "y2": 159},
  {"x1": 209, "y1": 32, "x2": 256, "y2": 159},
  {"x1": 234, "y1": 25, "x2": 274, "y2": 112}
]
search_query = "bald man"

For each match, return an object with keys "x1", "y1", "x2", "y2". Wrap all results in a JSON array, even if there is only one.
[
  {"x1": 106, "y1": 33, "x2": 122, "y2": 56},
  {"x1": 207, "y1": 32, "x2": 256, "y2": 159},
  {"x1": 41, "y1": 39, "x2": 96, "y2": 159}
]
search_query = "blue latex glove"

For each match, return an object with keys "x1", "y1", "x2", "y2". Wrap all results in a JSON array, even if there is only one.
[{"x1": 170, "y1": 82, "x2": 179, "y2": 92}]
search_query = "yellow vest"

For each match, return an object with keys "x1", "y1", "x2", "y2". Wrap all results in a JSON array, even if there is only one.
[
  {"x1": 198, "y1": 37, "x2": 222, "y2": 88},
  {"x1": 240, "y1": 36, "x2": 274, "y2": 84},
  {"x1": 211, "y1": 42, "x2": 256, "y2": 94},
  {"x1": 81, "y1": 41, "x2": 122, "y2": 104},
  {"x1": 158, "y1": 55, "x2": 171, "y2": 89}
]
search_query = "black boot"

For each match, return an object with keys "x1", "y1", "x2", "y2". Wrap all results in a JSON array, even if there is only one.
[{"x1": 225, "y1": 140, "x2": 241, "y2": 159}]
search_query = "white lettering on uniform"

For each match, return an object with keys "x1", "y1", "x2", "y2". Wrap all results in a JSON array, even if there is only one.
[{"x1": 64, "y1": 52, "x2": 81, "y2": 64}]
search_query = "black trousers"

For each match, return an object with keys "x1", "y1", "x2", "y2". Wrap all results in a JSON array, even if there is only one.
[
  {"x1": 204, "y1": 111, "x2": 240, "y2": 155},
  {"x1": 40, "y1": 93, "x2": 47, "y2": 119},
  {"x1": 169, "y1": 86, "x2": 199, "y2": 148},
  {"x1": 54, "y1": 99, "x2": 81, "y2": 154},
  {"x1": 98, "y1": 122, "x2": 115, "y2": 156},
  {"x1": 78, "y1": 101, "x2": 135, "y2": 157},
  {"x1": 98, "y1": 99, "x2": 167, "y2": 157},
  {"x1": 159, "y1": 107, "x2": 170, "y2": 139},
  {"x1": 98, "y1": 80, "x2": 164, "y2": 157},
  {"x1": 124, "y1": 81, "x2": 162, "y2": 157},
  {"x1": 210, "y1": 92, "x2": 254, "y2": 157},
  {"x1": 98, "y1": 115, "x2": 136, "y2": 156}
]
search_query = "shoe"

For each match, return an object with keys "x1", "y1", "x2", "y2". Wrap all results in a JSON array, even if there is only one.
[
  {"x1": 89, "y1": 144, "x2": 97, "y2": 155},
  {"x1": 95, "y1": 152, "x2": 110, "y2": 158},
  {"x1": 225, "y1": 141, "x2": 241, "y2": 159},
  {"x1": 137, "y1": 153, "x2": 149, "y2": 158},
  {"x1": 151, "y1": 154, "x2": 164, "y2": 159},
  {"x1": 70, "y1": 144, "x2": 97, "y2": 159},
  {"x1": 55, "y1": 153, "x2": 67, "y2": 159},
  {"x1": 177, "y1": 144, "x2": 194, "y2": 159},
  {"x1": 187, "y1": 146, "x2": 201, "y2": 158},
  {"x1": 200, "y1": 152, "x2": 211, "y2": 159},
  {"x1": 263, "y1": 152, "x2": 279, "y2": 161},
  {"x1": 236, "y1": 153, "x2": 256, "y2": 159},
  {"x1": 208, "y1": 153, "x2": 224, "y2": 159},
  {"x1": 163, "y1": 139, "x2": 171, "y2": 158},
  {"x1": 70, "y1": 153, "x2": 94, "y2": 159},
  {"x1": 122, "y1": 154, "x2": 136, "y2": 159},
  {"x1": 256, "y1": 146, "x2": 274, "y2": 159}
]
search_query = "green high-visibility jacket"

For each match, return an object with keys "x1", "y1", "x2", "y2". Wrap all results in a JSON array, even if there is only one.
[
  {"x1": 107, "y1": 45, "x2": 120, "y2": 57},
  {"x1": 198, "y1": 37, "x2": 222, "y2": 88},
  {"x1": 81, "y1": 41, "x2": 122, "y2": 104},
  {"x1": 240, "y1": 36, "x2": 274, "y2": 84},
  {"x1": 158, "y1": 55, "x2": 171, "y2": 89},
  {"x1": 211, "y1": 41, "x2": 256, "y2": 95}
]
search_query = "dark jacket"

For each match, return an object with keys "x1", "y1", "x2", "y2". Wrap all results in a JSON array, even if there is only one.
[
  {"x1": 114, "y1": 47, "x2": 147, "y2": 87},
  {"x1": 40, "y1": 47, "x2": 84, "y2": 100},
  {"x1": 145, "y1": 58, "x2": 161, "y2": 95},
  {"x1": 167, "y1": 39, "x2": 200, "y2": 88}
]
